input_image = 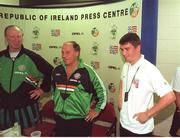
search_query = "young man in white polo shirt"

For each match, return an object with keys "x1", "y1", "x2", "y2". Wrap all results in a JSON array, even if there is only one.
[{"x1": 118, "y1": 32, "x2": 176, "y2": 136}]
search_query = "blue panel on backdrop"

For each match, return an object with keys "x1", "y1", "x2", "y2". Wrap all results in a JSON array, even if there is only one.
[{"x1": 141, "y1": 0, "x2": 158, "y2": 65}]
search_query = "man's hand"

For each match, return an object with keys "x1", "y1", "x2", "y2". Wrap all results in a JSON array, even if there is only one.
[
  {"x1": 177, "y1": 109, "x2": 180, "y2": 115},
  {"x1": 118, "y1": 104, "x2": 121, "y2": 112},
  {"x1": 133, "y1": 109, "x2": 150, "y2": 124},
  {"x1": 29, "y1": 88, "x2": 44, "y2": 99},
  {"x1": 85, "y1": 109, "x2": 100, "y2": 122}
]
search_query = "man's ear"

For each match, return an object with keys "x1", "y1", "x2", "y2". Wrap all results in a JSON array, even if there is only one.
[
  {"x1": 137, "y1": 44, "x2": 141, "y2": 52},
  {"x1": 76, "y1": 51, "x2": 80, "y2": 58}
]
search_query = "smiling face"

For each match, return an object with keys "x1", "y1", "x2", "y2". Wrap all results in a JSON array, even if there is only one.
[
  {"x1": 5, "y1": 26, "x2": 23, "y2": 52},
  {"x1": 61, "y1": 42, "x2": 80, "y2": 67},
  {"x1": 120, "y1": 42, "x2": 141, "y2": 65}
]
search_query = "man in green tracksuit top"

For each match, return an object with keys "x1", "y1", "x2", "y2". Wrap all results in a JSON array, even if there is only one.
[
  {"x1": 0, "y1": 25, "x2": 53, "y2": 136},
  {"x1": 52, "y1": 41, "x2": 107, "y2": 136}
]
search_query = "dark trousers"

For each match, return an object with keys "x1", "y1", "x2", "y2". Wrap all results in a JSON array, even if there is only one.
[
  {"x1": 55, "y1": 115, "x2": 92, "y2": 137},
  {"x1": 120, "y1": 123, "x2": 153, "y2": 137},
  {"x1": 169, "y1": 107, "x2": 180, "y2": 136}
]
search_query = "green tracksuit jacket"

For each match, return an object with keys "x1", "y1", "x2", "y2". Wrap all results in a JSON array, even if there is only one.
[
  {"x1": 0, "y1": 46, "x2": 53, "y2": 109},
  {"x1": 52, "y1": 59, "x2": 107, "y2": 119}
]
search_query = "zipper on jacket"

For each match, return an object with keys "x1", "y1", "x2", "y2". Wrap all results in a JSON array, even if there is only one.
[
  {"x1": 61, "y1": 68, "x2": 77, "y2": 117},
  {"x1": 9, "y1": 60, "x2": 15, "y2": 94},
  {"x1": 61, "y1": 77, "x2": 68, "y2": 114},
  {"x1": 61, "y1": 71, "x2": 73, "y2": 117}
]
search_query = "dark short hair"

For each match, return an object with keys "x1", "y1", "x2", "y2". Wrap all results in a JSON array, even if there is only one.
[
  {"x1": 4, "y1": 25, "x2": 23, "y2": 36},
  {"x1": 119, "y1": 32, "x2": 141, "y2": 48}
]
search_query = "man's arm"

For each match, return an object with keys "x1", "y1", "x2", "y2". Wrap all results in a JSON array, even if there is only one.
[
  {"x1": 134, "y1": 91, "x2": 176, "y2": 124},
  {"x1": 118, "y1": 80, "x2": 123, "y2": 111},
  {"x1": 174, "y1": 91, "x2": 180, "y2": 113},
  {"x1": 25, "y1": 49, "x2": 54, "y2": 92},
  {"x1": 85, "y1": 67, "x2": 107, "y2": 122}
]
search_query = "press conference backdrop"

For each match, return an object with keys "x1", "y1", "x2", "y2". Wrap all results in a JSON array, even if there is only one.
[{"x1": 0, "y1": 0, "x2": 142, "y2": 121}]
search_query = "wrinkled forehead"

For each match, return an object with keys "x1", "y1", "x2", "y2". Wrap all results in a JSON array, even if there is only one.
[{"x1": 62, "y1": 43, "x2": 74, "y2": 51}]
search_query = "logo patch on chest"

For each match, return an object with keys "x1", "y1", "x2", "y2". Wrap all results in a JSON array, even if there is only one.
[
  {"x1": 133, "y1": 79, "x2": 139, "y2": 88},
  {"x1": 18, "y1": 65, "x2": 26, "y2": 71},
  {"x1": 74, "y1": 73, "x2": 81, "y2": 79}
]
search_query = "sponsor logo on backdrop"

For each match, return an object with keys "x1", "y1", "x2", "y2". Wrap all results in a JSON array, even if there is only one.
[
  {"x1": 108, "y1": 83, "x2": 116, "y2": 93},
  {"x1": 91, "y1": 42, "x2": 99, "y2": 55},
  {"x1": 32, "y1": 26, "x2": 40, "y2": 39},
  {"x1": 128, "y1": 25, "x2": 138, "y2": 33},
  {"x1": 91, "y1": 61, "x2": 100, "y2": 70},
  {"x1": 53, "y1": 57, "x2": 61, "y2": 65},
  {"x1": 110, "y1": 25, "x2": 117, "y2": 39},
  {"x1": 130, "y1": 2, "x2": 140, "y2": 18},
  {"x1": 32, "y1": 43, "x2": 42, "y2": 51},
  {"x1": 109, "y1": 45, "x2": 119, "y2": 55},
  {"x1": 49, "y1": 46, "x2": 59, "y2": 49},
  {"x1": 91, "y1": 27, "x2": 99, "y2": 37},
  {"x1": 72, "y1": 32, "x2": 84, "y2": 35},
  {"x1": 51, "y1": 29, "x2": 60, "y2": 37},
  {"x1": 108, "y1": 65, "x2": 120, "y2": 70}
]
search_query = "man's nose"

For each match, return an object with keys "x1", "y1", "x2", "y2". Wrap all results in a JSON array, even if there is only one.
[
  {"x1": 62, "y1": 53, "x2": 66, "y2": 58},
  {"x1": 122, "y1": 50, "x2": 126, "y2": 56}
]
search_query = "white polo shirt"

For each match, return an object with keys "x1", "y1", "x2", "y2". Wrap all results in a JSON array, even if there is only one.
[
  {"x1": 120, "y1": 55, "x2": 172, "y2": 134},
  {"x1": 171, "y1": 67, "x2": 180, "y2": 93}
]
